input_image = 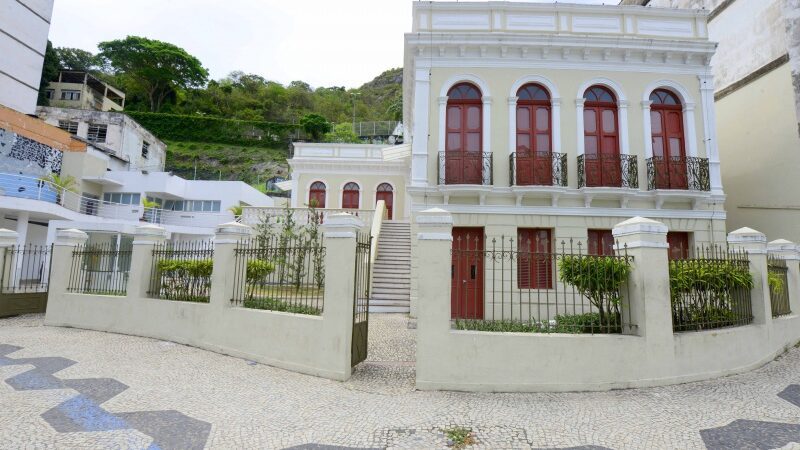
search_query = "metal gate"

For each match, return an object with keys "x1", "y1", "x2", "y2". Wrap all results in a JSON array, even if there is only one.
[
  {"x1": 0, "y1": 245, "x2": 51, "y2": 318},
  {"x1": 351, "y1": 233, "x2": 372, "y2": 367}
]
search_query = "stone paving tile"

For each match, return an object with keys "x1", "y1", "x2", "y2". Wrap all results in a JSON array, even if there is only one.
[{"x1": 0, "y1": 313, "x2": 799, "y2": 449}]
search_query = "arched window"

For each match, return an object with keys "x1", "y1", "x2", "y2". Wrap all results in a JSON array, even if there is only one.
[
  {"x1": 583, "y1": 85, "x2": 620, "y2": 187},
  {"x1": 375, "y1": 183, "x2": 394, "y2": 220},
  {"x1": 515, "y1": 83, "x2": 552, "y2": 186},
  {"x1": 308, "y1": 181, "x2": 326, "y2": 208},
  {"x1": 342, "y1": 182, "x2": 360, "y2": 209},
  {"x1": 445, "y1": 83, "x2": 483, "y2": 184},
  {"x1": 649, "y1": 89, "x2": 687, "y2": 189}
]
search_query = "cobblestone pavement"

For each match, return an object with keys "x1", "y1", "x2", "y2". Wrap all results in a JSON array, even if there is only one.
[{"x1": 1, "y1": 313, "x2": 800, "y2": 449}]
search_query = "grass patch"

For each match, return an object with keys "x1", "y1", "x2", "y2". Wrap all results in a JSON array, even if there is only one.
[
  {"x1": 444, "y1": 427, "x2": 475, "y2": 449},
  {"x1": 243, "y1": 296, "x2": 321, "y2": 315}
]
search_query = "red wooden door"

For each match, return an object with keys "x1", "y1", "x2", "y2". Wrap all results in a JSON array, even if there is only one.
[
  {"x1": 516, "y1": 84, "x2": 552, "y2": 186},
  {"x1": 342, "y1": 182, "x2": 359, "y2": 209},
  {"x1": 650, "y1": 89, "x2": 687, "y2": 189},
  {"x1": 583, "y1": 86, "x2": 620, "y2": 187},
  {"x1": 375, "y1": 183, "x2": 393, "y2": 220},
  {"x1": 517, "y1": 229, "x2": 553, "y2": 289},
  {"x1": 588, "y1": 229, "x2": 615, "y2": 256},
  {"x1": 309, "y1": 181, "x2": 326, "y2": 208},
  {"x1": 446, "y1": 83, "x2": 482, "y2": 184},
  {"x1": 667, "y1": 231, "x2": 690, "y2": 260},
  {"x1": 451, "y1": 227, "x2": 484, "y2": 319}
]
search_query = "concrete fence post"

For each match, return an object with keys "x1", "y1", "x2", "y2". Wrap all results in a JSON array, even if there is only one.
[
  {"x1": 767, "y1": 239, "x2": 800, "y2": 315},
  {"x1": 414, "y1": 208, "x2": 453, "y2": 383},
  {"x1": 127, "y1": 224, "x2": 167, "y2": 299},
  {"x1": 210, "y1": 222, "x2": 253, "y2": 309},
  {"x1": 612, "y1": 217, "x2": 673, "y2": 343},
  {"x1": 0, "y1": 229, "x2": 19, "y2": 292},
  {"x1": 47, "y1": 229, "x2": 89, "y2": 300},
  {"x1": 728, "y1": 227, "x2": 771, "y2": 326},
  {"x1": 320, "y1": 213, "x2": 363, "y2": 377}
]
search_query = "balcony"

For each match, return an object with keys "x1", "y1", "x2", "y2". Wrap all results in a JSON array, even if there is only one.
[
  {"x1": 509, "y1": 152, "x2": 567, "y2": 187},
  {"x1": 646, "y1": 156, "x2": 710, "y2": 191},
  {"x1": 577, "y1": 154, "x2": 639, "y2": 189},
  {"x1": 438, "y1": 152, "x2": 493, "y2": 185}
]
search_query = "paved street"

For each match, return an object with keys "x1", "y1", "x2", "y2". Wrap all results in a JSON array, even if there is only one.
[{"x1": 1, "y1": 313, "x2": 800, "y2": 449}]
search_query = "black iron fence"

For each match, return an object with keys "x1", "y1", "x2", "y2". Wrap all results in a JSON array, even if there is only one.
[
  {"x1": 670, "y1": 246, "x2": 753, "y2": 332},
  {"x1": 1, "y1": 244, "x2": 51, "y2": 293},
  {"x1": 351, "y1": 232, "x2": 372, "y2": 366},
  {"x1": 438, "y1": 151, "x2": 493, "y2": 185},
  {"x1": 67, "y1": 243, "x2": 133, "y2": 296},
  {"x1": 231, "y1": 235, "x2": 325, "y2": 315},
  {"x1": 646, "y1": 156, "x2": 710, "y2": 191},
  {"x1": 451, "y1": 236, "x2": 634, "y2": 334},
  {"x1": 577, "y1": 154, "x2": 639, "y2": 188},
  {"x1": 768, "y1": 256, "x2": 791, "y2": 317},
  {"x1": 509, "y1": 152, "x2": 568, "y2": 187},
  {"x1": 148, "y1": 241, "x2": 214, "y2": 303}
]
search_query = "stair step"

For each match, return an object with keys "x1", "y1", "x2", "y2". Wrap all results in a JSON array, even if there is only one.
[
  {"x1": 373, "y1": 266, "x2": 410, "y2": 271},
  {"x1": 369, "y1": 299, "x2": 410, "y2": 306},
  {"x1": 368, "y1": 306, "x2": 410, "y2": 313},
  {"x1": 372, "y1": 287, "x2": 410, "y2": 294},
  {"x1": 371, "y1": 294, "x2": 410, "y2": 301}
]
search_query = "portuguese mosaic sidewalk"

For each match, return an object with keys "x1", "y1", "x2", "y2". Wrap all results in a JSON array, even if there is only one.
[{"x1": 1, "y1": 313, "x2": 799, "y2": 449}]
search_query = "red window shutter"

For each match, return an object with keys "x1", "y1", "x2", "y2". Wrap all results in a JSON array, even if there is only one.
[{"x1": 517, "y1": 228, "x2": 553, "y2": 289}]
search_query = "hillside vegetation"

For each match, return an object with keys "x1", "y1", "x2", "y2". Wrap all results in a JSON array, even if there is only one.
[{"x1": 39, "y1": 38, "x2": 403, "y2": 183}]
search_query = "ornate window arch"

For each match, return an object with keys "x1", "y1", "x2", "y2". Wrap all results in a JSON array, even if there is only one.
[
  {"x1": 641, "y1": 79, "x2": 698, "y2": 160},
  {"x1": 575, "y1": 78, "x2": 630, "y2": 160},
  {"x1": 443, "y1": 82, "x2": 484, "y2": 184},
  {"x1": 308, "y1": 181, "x2": 326, "y2": 208},
  {"x1": 341, "y1": 181, "x2": 360, "y2": 209},
  {"x1": 648, "y1": 88, "x2": 689, "y2": 189},
  {"x1": 514, "y1": 83, "x2": 554, "y2": 186}
]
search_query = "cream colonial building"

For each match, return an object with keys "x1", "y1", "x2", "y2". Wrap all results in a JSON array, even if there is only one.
[{"x1": 403, "y1": 1, "x2": 725, "y2": 249}]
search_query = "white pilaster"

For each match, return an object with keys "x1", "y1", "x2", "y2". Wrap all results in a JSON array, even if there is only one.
[
  {"x1": 699, "y1": 74, "x2": 723, "y2": 193},
  {"x1": 575, "y1": 98, "x2": 585, "y2": 156},
  {"x1": 618, "y1": 100, "x2": 630, "y2": 156},
  {"x1": 551, "y1": 98, "x2": 562, "y2": 153},
  {"x1": 683, "y1": 102, "x2": 698, "y2": 158},
  {"x1": 507, "y1": 96, "x2": 518, "y2": 156},
  {"x1": 641, "y1": 100, "x2": 653, "y2": 159},
  {"x1": 411, "y1": 68, "x2": 431, "y2": 187}
]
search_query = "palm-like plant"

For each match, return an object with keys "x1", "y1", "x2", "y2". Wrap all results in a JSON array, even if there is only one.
[{"x1": 40, "y1": 173, "x2": 78, "y2": 205}]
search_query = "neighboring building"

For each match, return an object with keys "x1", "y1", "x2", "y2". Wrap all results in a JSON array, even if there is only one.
[
  {"x1": 630, "y1": 0, "x2": 800, "y2": 241},
  {"x1": 36, "y1": 107, "x2": 166, "y2": 171},
  {"x1": 0, "y1": 0, "x2": 55, "y2": 115},
  {"x1": 286, "y1": 143, "x2": 408, "y2": 220},
  {"x1": 45, "y1": 70, "x2": 126, "y2": 112},
  {"x1": 0, "y1": 104, "x2": 275, "y2": 253}
]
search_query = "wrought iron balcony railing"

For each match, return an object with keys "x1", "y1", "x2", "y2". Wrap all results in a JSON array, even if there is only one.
[
  {"x1": 577, "y1": 154, "x2": 639, "y2": 189},
  {"x1": 438, "y1": 152, "x2": 493, "y2": 185},
  {"x1": 646, "y1": 156, "x2": 710, "y2": 191},
  {"x1": 509, "y1": 152, "x2": 568, "y2": 187}
]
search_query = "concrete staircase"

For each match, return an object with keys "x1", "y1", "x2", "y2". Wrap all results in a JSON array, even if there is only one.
[{"x1": 370, "y1": 221, "x2": 411, "y2": 313}]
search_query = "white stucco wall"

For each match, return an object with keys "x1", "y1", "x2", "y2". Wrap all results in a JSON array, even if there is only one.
[{"x1": 0, "y1": 0, "x2": 53, "y2": 115}]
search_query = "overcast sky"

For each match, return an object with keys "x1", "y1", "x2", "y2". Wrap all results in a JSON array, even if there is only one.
[{"x1": 49, "y1": 0, "x2": 610, "y2": 89}]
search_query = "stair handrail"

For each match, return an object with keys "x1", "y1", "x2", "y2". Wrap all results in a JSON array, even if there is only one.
[{"x1": 368, "y1": 200, "x2": 387, "y2": 294}]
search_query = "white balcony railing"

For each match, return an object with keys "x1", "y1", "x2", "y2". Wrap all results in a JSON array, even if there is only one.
[
  {"x1": 240, "y1": 206, "x2": 374, "y2": 228},
  {"x1": 0, "y1": 173, "x2": 233, "y2": 228}
]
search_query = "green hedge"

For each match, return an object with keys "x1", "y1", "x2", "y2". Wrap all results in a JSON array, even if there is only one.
[{"x1": 126, "y1": 111, "x2": 298, "y2": 147}]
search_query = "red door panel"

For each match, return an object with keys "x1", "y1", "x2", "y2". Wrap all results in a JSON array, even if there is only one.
[
  {"x1": 451, "y1": 227, "x2": 484, "y2": 320},
  {"x1": 650, "y1": 90, "x2": 687, "y2": 189},
  {"x1": 445, "y1": 84, "x2": 483, "y2": 185},
  {"x1": 518, "y1": 229, "x2": 553, "y2": 289},
  {"x1": 583, "y1": 87, "x2": 620, "y2": 187},
  {"x1": 588, "y1": 229, "x2": 615, "y2": 256},
  {"x1": 667, "y1": 232, "x2": 690, "y2": 260},
  {"x1": 376, "y1": 190, "x2": 393, "y2": 220}
]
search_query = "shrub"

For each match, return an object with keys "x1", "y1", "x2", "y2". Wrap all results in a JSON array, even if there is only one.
[
  {"x1": 155, "y1": 258, "x2": 275, "y2": 301},
  {"x1": 669, "y1": 259, "x2": 754, "y2": 330},
  {"x1": 552, "y1": 312, "x2": 620, "y2": 334},
  {"x1": 243, "y1": 297, "x2": 321, "y2": 315},
  {"x1": 558, "y1": 255, "x2": 631, "y2": 328}
]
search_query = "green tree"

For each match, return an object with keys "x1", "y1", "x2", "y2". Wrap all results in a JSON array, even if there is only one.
[
  {"x1": 324, "y1": 123, "x2": 361, "y2": 143},
  {"x1": 299, "y1": 113, "x2": 331, "y2": 141},
  {"x1": 54, "y1": 47, "x2": 105, "y2": 72},
  {"x1": 37, "y1": 41, "x2": 60, "y2": 106},
  {"x1": 98, "y1": 36, "x2": 209, "y2": 112}
]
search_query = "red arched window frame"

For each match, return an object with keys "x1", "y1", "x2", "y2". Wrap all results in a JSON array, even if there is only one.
[
  {"x1": 445, "y1": 83, "x2": 483, "y2": 184},
  {"x1": 375, "y1": 182, "x2": 394, "y2": 220},
  {"x1": 308, "y1": 181, "x2": 326, "y2": 208},
  {"x1": 342, "y1": 182, "x2": 360, "y2": 209},
  {"x1": 650, "y1": 89, "x2": 688, "y2": 189},
  {"x1": 515, "y1": 83, "x2": 552, "y2": 186},
  {"x1": 583, "y1": 85, "x2": 621, "y2": 187}
]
